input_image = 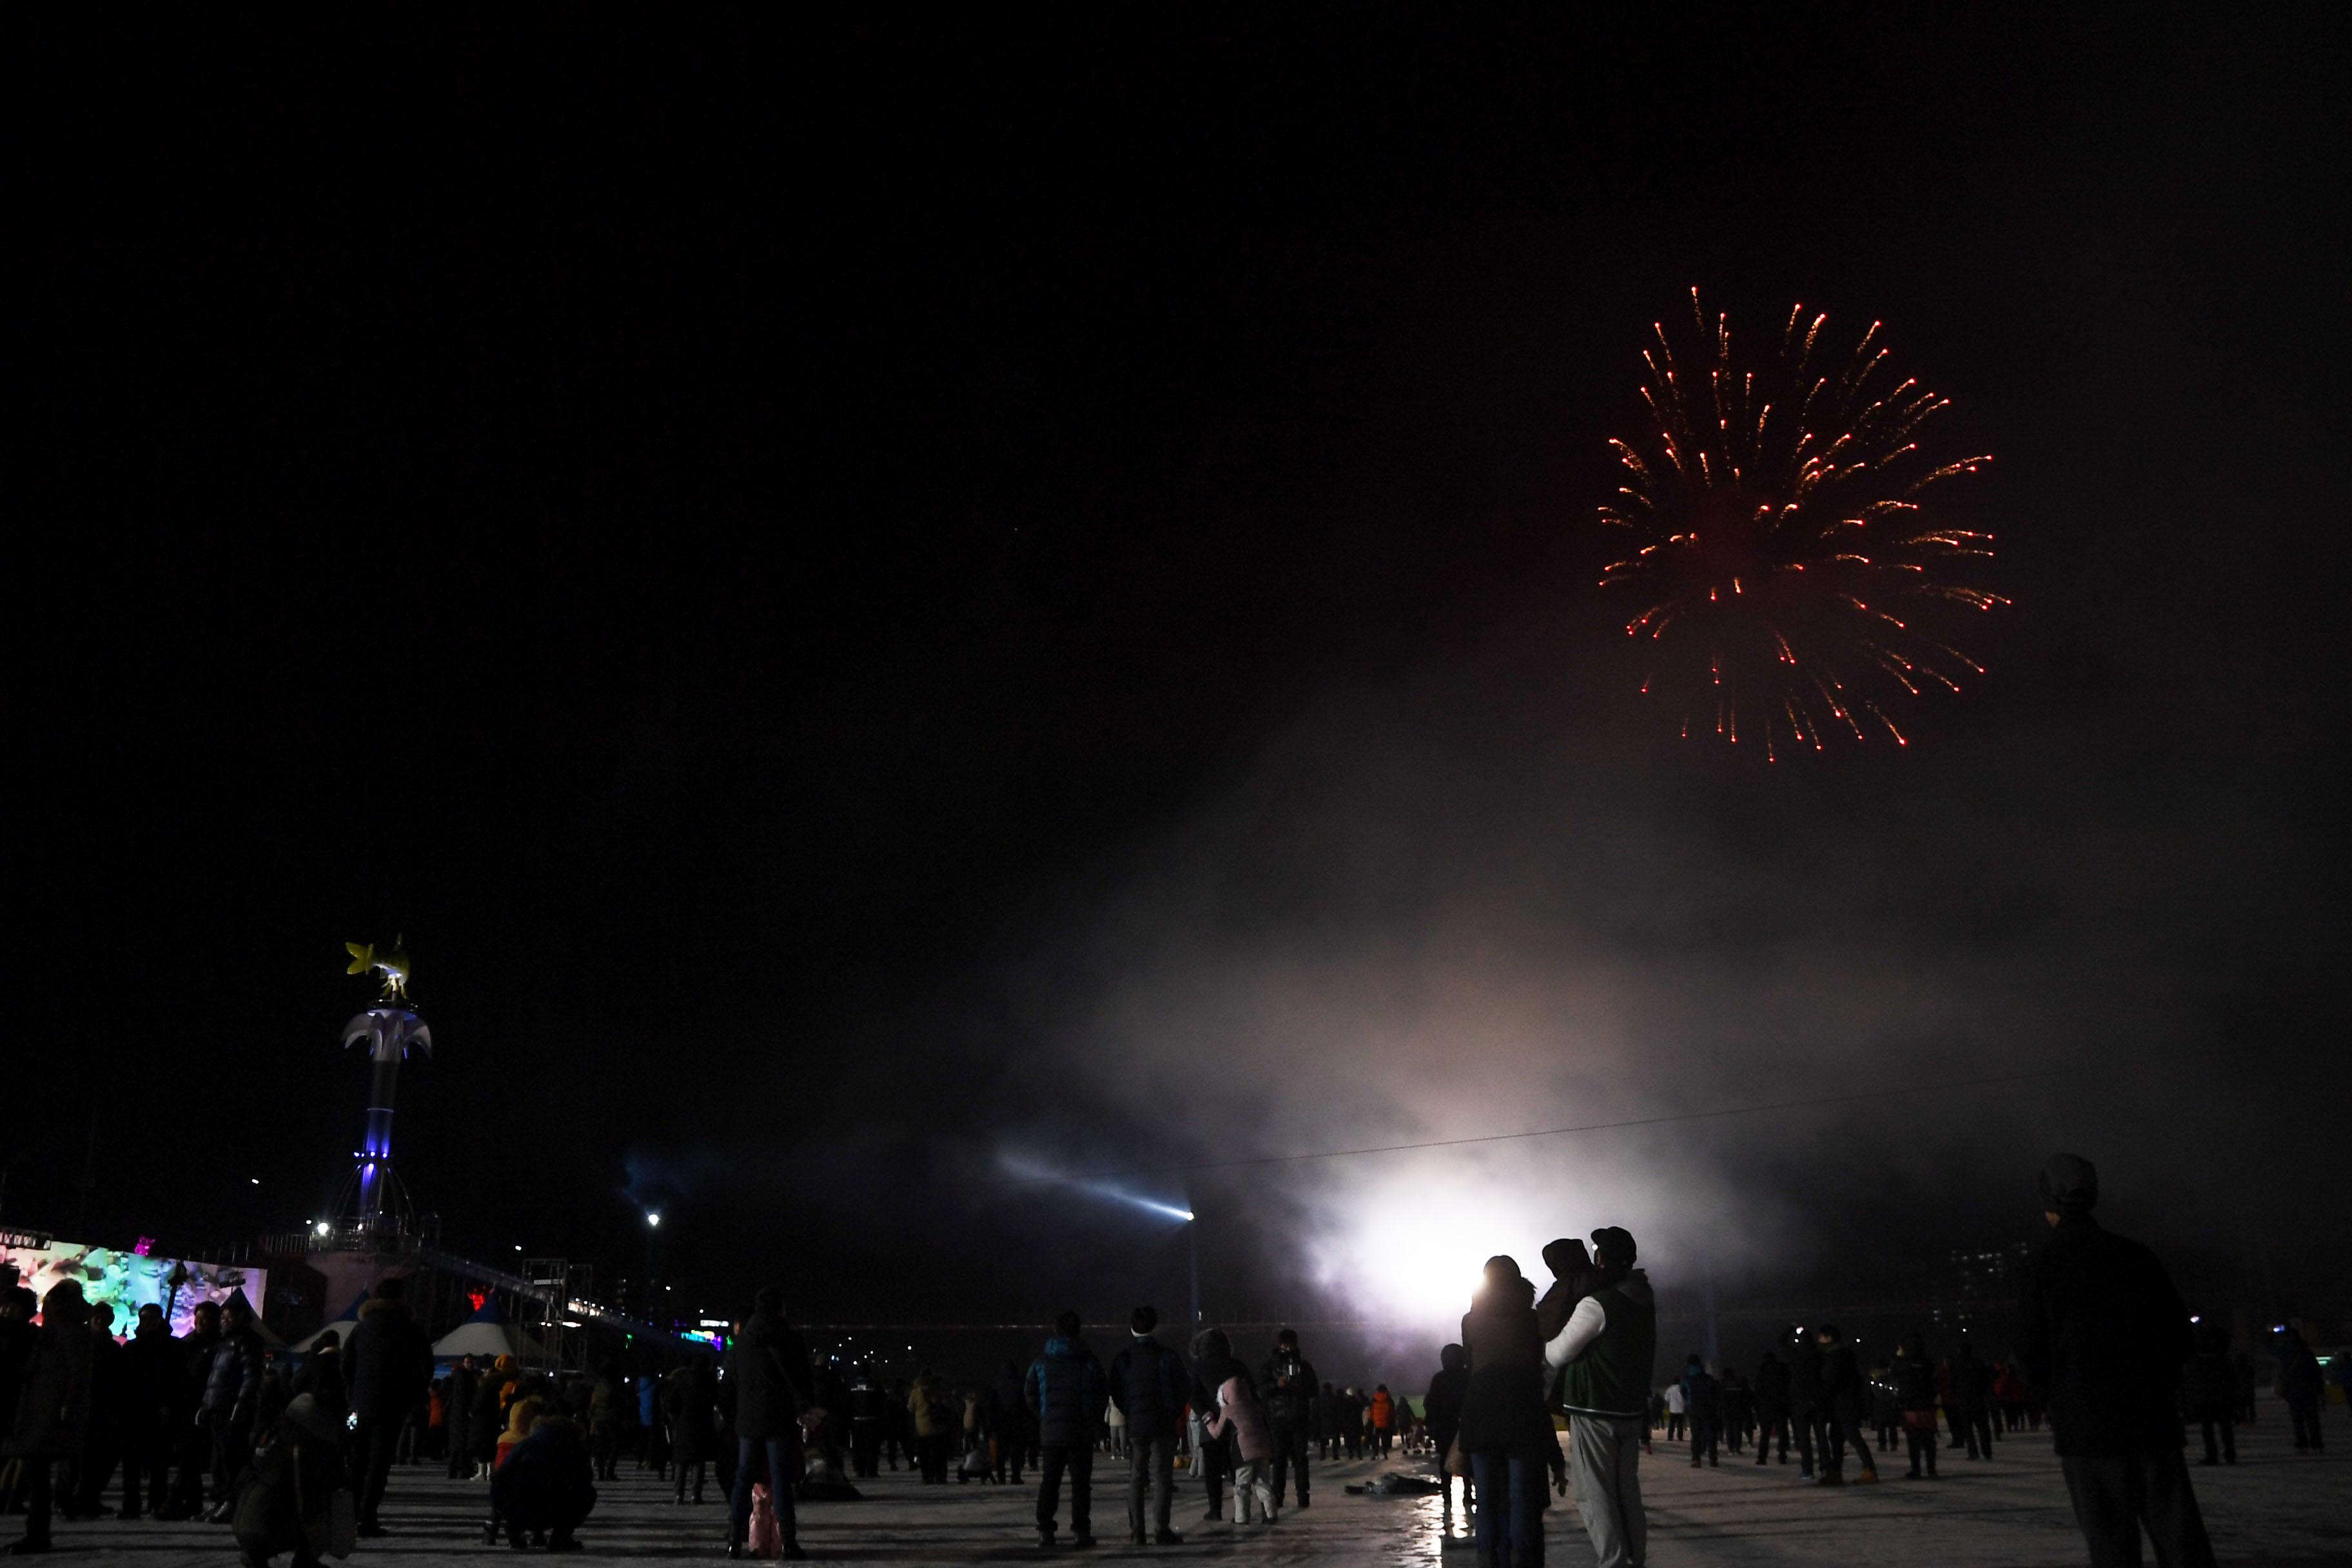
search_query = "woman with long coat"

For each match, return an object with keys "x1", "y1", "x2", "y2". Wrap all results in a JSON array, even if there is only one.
[
  {"x1": 1456, "y1": 1257, "x2": 1553, "y2": 1568},
  {"x1": 3, "y1": 1282, "x2": 95, "y2": 1555}
]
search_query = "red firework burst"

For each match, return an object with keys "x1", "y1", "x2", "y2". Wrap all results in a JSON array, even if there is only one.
[{"x1": 1599, "y1": 289, "x2": 2004, "y2": 756}]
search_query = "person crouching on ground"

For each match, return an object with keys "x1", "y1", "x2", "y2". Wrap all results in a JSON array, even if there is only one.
[{"x1": 487, "y1": 1410, "x2": 596, "y2": 1553}]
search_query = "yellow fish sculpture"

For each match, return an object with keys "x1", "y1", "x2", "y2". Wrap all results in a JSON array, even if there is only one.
[{"x1": 344, "y1": 938, "x2": 414, "y2": 1001}]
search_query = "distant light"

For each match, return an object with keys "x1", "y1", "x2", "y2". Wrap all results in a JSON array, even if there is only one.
[
  {"x1": 515, "y1": 1245, "x2": 524, "y2": 1253},
  {"x1": 2190, "y1": 1315, "x2": 2200, "y2": 1324},
  {"x1": 314, "y1": 1222, "x2": 331, "y2": 1238},
  {"x1": 645, "y1": 1211, "x2": 662, "y2": 1228},
  {"x1": 250, "y1": 1177, "x2": 261, "y2": 1186},
  {"x1": 560, "y1": 1319, "x2": 584, "y2": 1328},
  {"x1": 1179, "y1": 1210, "x2": 1196, "y2": 1222}
]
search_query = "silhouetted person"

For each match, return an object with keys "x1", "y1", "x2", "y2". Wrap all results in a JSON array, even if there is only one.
[
  {"x1": 1752, "y1": 1349, "x2": 1791, "y2": 1465},
  {"x1": 1257, "y1": 1328, "x2": 1317, "y2": 1509},
  {"x1": 1953, "y1": 1338, "x2": 1995, "y2": 1460},
  {"x1": 201, "y1": 1294, "x2": 264, "y2": 1521},
  {"x1": 1681, "y1": 1354, "x2": 1720, "y2": 1467},
  {"x1": 1816, "y1": 1324, "x2": 1878, "y2": 1484},
  {"x1": 1026, "y1": 1309, "x2": 1106, "y2": 1549},
  {"x1": 2275, "y1": 1322, "x2": 2325, "y2": 1453},
  {"x1": 2017, "y1": 1153, "x2": 2217, "y2": 1568},
  {"x1": 1893, "y1": 1335, "x2": 1941, "y2": 1478},
  {"x1": 1191, "y1": 1332, "x2": 1243, "y2": 1522},
  {"x1": 1108, "y1": 1306, "x2": 1188, "y2": 1545},
  {"x1": 345, "y1": 1275, "x2": 433, "y2": 1538},
  {"x1": 231, "y1": 1391, "x2": 349, "y2": 1568},
  {"x1": 725, "y1": 1287, "x2": 809, "y2": 1560},
  {"x1": 1548, "y1": 1226, "x2": 1655, "y2": 1568},
  {"x1": 665, "y1": 1357, "x2": 717, "y2": 1503},
  {"x1": 2182, "y1": 1322, "x2": 2235, "y2": 1465},
  {"x1": 1423, "y1": 1344, "x2": 1469, "y2": 1524},
  {"x1": 1786, "y1": 1326, "x2": 1824, "y2": 1480},
  {"x1": 116, "y1": 1302, "x2": 177, "y2": 1518},
  {"x1": 489, "y1": 1410, "x2": 596, "y2": 1552},
  {"x1": 444, "y1": 1355, "x2": 478, "y2": 1479},
  {"x1": 6, "y1": 1282, "x2": 93, "y2": 1554},
  {"x1": 70, "y1": 1300, "x2": 125, "y2": 1518},
  {"x1": 1461, "y1": 1256, "x2": 1552, "y2": 1568}
]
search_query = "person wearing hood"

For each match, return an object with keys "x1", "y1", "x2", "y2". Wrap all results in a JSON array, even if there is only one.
[
  {"x1": 989, "y1": 1359, "x2": 1030, "y2": 1485},
  {"x1": 725, "y1": 1288, "x2": 810, "y2": 1560},
  {"x1": 4, "y1": 1282, "x2": 95, "y2": 1556},
  {"x1": 2016, "y1": 1152, "x2": 2217, "y2": 1568},
  {"x1": 1256, "y1": 1327, "x2": 1317, "y2": 1511},
  {"x1": 1750, "y1": 1349, "x2": 1790, "y2": 1466},
  {"x1": 488, "y1": 1409, "x2": 597, "y2": 1553},
  {"x1": 292, "y1": 1329, "x2": 348, "y2": 1435},
  {"x1": 1459, "y1": 1256, "x2": 1551, "y2": 1568},
  {"x1": 1681, "y1": 1353, "x2": 1720, "y2": 1468},
  {"x1": 230, "y1": 1390, "x2": 352, "y2": 1568},
  {"x1": 344, "y1": 1276, "x2": 432, "y2": 1539},
  {"x1": 1422, "y1": 1345, "x2": 1469, "y2": 1526},
  {"x1": 1108, "y1": 1306, "x2": 1189, "y2": 1546},
  {"x1": 1024, "y1": 1311, "x2": 1107, "y2": 1549},
  {"x1": 1547, "y1": 1226, "x2": 1656, "y2": 1568}
]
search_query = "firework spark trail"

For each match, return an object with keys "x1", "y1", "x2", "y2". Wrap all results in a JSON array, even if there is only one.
[{"x1": 1597, "y1": 289, "x2": 2006, "y2": 754}]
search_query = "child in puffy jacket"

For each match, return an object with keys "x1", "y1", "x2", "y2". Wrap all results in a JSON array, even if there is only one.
[{"x1": 1204, "y1": 1371, "x2": 1275, "y2": 1524}]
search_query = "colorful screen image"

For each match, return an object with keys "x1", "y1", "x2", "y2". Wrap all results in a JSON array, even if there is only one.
[{"x1": 0, "y1": 1240, "x2": 266, "y2": 1340}]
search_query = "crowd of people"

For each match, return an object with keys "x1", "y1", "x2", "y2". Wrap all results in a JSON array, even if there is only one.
[{"x1": 3, "y1": 1153, "x2": 2343, "y2": 1565}]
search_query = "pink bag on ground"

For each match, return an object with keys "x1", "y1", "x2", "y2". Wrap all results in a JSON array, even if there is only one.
[{"x1": 749, "y1": 1482, "x2": 783, "y2": 1558}]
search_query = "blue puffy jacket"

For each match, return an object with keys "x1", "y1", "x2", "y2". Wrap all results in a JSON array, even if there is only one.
[
  {"x1": 1024, "y1": 1336, "x2": 1106, "y2": 1448},
  {"x1": 1108, "y1": 1335, "x2": 1190, "y2": 1438}
]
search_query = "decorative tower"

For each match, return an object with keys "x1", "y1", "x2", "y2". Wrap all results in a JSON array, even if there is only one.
[{"x1": 337, "y1": 939, "x2": 432, "y2": 1235}]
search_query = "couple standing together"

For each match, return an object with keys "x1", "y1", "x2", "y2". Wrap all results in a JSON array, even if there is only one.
[{"x1": 1457, "y1": 1226, "x2": 1654, "y2": 1568}]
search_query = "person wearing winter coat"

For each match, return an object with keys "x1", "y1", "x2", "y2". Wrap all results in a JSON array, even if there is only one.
[
  {"x1": 201, "y1": 1295, "x2": 267, "y2": 1522},
  {"x1": 1460, "y1": 1256, "x2": 1552, "y2": 1568},
  {"x1": 725, "y1": 1289, "x2": 810, "y2": 1560},
  {"x1": 1682, "y1": 1355, "x2": 1720, "y2": 1467},
  {"x1": 66, "y1": 1301, "x2": 126, "y2": 1522},
  {"x1": 1750, "y1": 1351, "x2": 1791, "y2": 1465},
  {"x1": 157, "y1": 1299, "x2": 222, "y2": 1518},
  {"x1": 988, "y1": 1360, "x2": 1030, "y2": 1485},
  {"x1": 6, "y1": 1282, "x2": 96, "y2": 1553},
  {"x1": 1547, "y1": 1227, "x2": 1657, "y2": 1568},
  {"x1": 488, "y1": 1411, "x2": 597, "y2": 1552},
  {"x1": 1201, "y1": 1338, "x2": 1275, "y2": 1525},
  {"x1": 1791, "y1": 1326, "x2": 1838, "y2": 1481},
  {"x1": 1816, "y1": 1324, "x2": 1879, "y2": 1484},
  {"x1": 228, "y1": 1390, "x2": 350, "y2": 1568},
  {"x1": 1256, "y1": 1328, "x2": 1317, "y2": 1509},
  {"x1": 2182, "y1": 1321, "x2": 2236, "y2": 1465},
  {"x1": 1024, "y1": 1311, "x2": 1107, "y2": 1549},
  {"x1": 2015, "y1": 1153, "x2": 2217, "y2": 1568},
  {"x1": 1190, "y1": 1332, "x2": 1244, "y2": 1523},
  {"x1": 443, "y1": 1356, "x2": 478, "y2": 1480},
  {"x1": 2274, "y1": 1323, "x2": 2326, "y2": 1453},
  {"x1": 587, "y1": 1364, "x2": 623, "y2": 1482},
  {"x1": 1892, "y1": 1335, "x2": 1941, "y2": 1478},
  {"x1": 1952, "y1": 1338, "x2": 1996, "y2": 1460},
  {"x1": 115, "y1": 1303, "x2": 179, "y2": 1519},
  {"x1": 1108, "y1": 1306, "x2": 1190, "y2": 1546},
  {"x1": 907, "y1": 1371, "x2": 952, "y2": 1483},
  {"x1": 665, "y1": 1357, "x2": 718, "y2": 1503},
  {"x1": 292, "y1": 1330, "x2": 348, "y2": 1435},
  {"x1": 344, "y1": 1277, "x2": 433, "y2": 1538},
  {"x1": 472, "y1": 1359, "x2": 514, "y2": 1473},
  {"x1": 1422, "y1": 1346, "x2": 1469, "y2": 1522}
]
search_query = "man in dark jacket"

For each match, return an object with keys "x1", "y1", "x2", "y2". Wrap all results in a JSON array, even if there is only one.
[
  {"x1": 1423, "y1": 1345, "x2": 1469, "y2": 1524},
  {"x1": 2275, "y1": 1323, "x2": 2326, "y2": 1453},
  {"x1": 1024, "y1": 1311, "x2": 1106, "y2": 1550},
  {"x1": 345, "y1": 1275, "x2": 434, "y2": 1537},
  {"x1": 5, "y1": 1282, "x2": 95, "y2": 1554},
  {"x1": 1108, "y1": 1306, "x2": 1189, "y2": 1546},
  {"x1": 1751, "y1": 1350, "x2": 1790, "y2": 1465},
  {"x1": 200, "y1": 1295, "x2": 265, "y2": 1522},
  {"x1": 2182, "y1": 1321, "x2": 2235, "y2": 1465},
  {"x1": 1549, "y1": 1228, "x2": 1656, "y2": 1568},
  {"x1": 1257, "y1": 1328, "x2": 1317, "y2": 1511},
  {"x1": 1681, "y1": 1353, "x2": 1720, "y2": 1468},
  {"x1": 726, "y1": 1288, "x2": 810, "y2": 1560},
  {"x1": 117, "y1": 1303, "x2": 179, "y2": 1518},
  {"x1": 446, "y1": 1354, "x2": 479, "y2": 1478},
  {"x1": 160, "y1": 1298, "x2": 220, "y2": 1518},
  {"x1": 2015, "y1": 1153, "x2": 2217, "y2": 1568},
  {"x1": 1952, "y1": 1338, "x2": 1996, "y2": 1460},
  {"x1": 988, "y1": 1360, "x2": 1029, "y2": 1485}
]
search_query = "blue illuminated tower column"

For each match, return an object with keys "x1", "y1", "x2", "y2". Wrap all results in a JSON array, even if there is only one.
[{"x1": 342, "y1": 1004, "x2": 431, "y2": 1226}]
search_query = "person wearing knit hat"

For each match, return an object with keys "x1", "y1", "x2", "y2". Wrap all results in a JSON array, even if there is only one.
[{"x1": 2017, "y1": 1155, "x2": 2218, "y2": 1568}]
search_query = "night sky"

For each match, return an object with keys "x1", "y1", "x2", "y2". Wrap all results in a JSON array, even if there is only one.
[{"x1": 14, "y1": 10, "x2": 2347, "y2": 1351}]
